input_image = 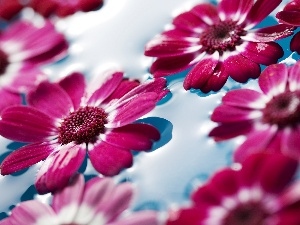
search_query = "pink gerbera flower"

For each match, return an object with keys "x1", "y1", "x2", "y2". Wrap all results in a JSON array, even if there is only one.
[
  {"x1": 276, "y1": 0, "x2": 300, "y2": 54},
  {"x1": 0, "y1": 174, "x2": 160, "y2": 225},
  {"x1": 166, "y1": 153, "x2": 300, "y2": 225},
  {"x1": 0, "y1": 70, "x2": 168, "y2": 194},
  {"x1": 145, "y1": 0, "x2": 294, "y2": 93},
  {"x1": 209, "y1": 62, "x2": 300, "y2": 162},
  {"x1": 0, "y1": 0, "x2": 23, "y2": 21},
  {"x1": 0, "y1": 19, "x2": 68, "y2": 112},
  {"x1": 29, "y1": 0, "x2": 104, "y2": 18}
]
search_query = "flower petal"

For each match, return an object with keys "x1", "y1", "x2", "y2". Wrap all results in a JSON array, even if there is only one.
[
  {"x1": 224, "y1": 54, "x2": 261, "y2": 82},
  {"x1": 166, "y1": 208, "x2": 204, "y2": 225},
  {"x1": 150, "y1": 53, "x2": 199, "y2": 77},
  {"x1": 172, "y1": 11, "x2": 206, "y2": 33},
  {"x1": 0, "y1": 142, "x2": 54, "y2": 175},
  {"x1": 281, "y1": 127, "x2": 300, "y2": 159},
  {"x1": 35, "y1": 144, "x2": 86, "y2": 194},
  {"x1": 102, "y1": 123, "x2": 160, "y2": 151},
  {"x1": 245, "y1": 0, "x2": 281, "y2": 27},
  {"x1": 288, "y1": 60, "x2": 300, "y2": 91},
  {"x1": 191, "y1": 3, "x2": 219, "y2": 25},
  {"x1": 106, "y1": 92, "x2": 158, "y2": 128},
  {"x1": 109, "y1": 211, "x2": 159, "y2": 225},
  {"x1": 258, "y1": 63, "x2": 288, "y2": 96},
  {"x1": 27, "y1": 81, "x2": 73, "y2": 119},
  {"x1": 88, "y1": 141, "x2": 133, "y2": 176},
  {"x1": 0, "y1": 88, "x2": 22, "y2": 113},
  {"x1": 58, "y1": 72, "x2": 86, "y2": 110},
  {"x1": 211, "y1": 105, "x2": 259, "y2": 122},
  {"x1": 234, "y1": 126, "x2": 277, "y2": 163},
  {"x1": 52, "y1": 174, "x2": 85, "y2": 224},
  {"x1": 250, "y1": 24, "x2": 295, "y2": 42},
  {"x1": 276, "y1": 11, "x2": 300, "y2": 26},
  {"x1": 290, "y1": 31, "x2": 300, "y2": 54},
  {"x1": 8, "y1": 200, "x2": 57, "y2": 225},
  {"x1": 0, "y1": 106, "x2": 56, "y2": 142},
  {"x1": 0, "y1": 0, "x2": 23, "y2": 20}
]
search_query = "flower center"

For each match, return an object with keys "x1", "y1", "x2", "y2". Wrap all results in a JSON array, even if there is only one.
[
  {"x1": 0, "y1": 49, "x2": 9, "y2": 75},
  {"x1": 262, "y1": 91, "x2": 300, "y2": 128},
  {"x1": 200, "y1": 20, "x2": 246, "y2": 55},
  {"x1": 58, "y1": 106, "x2": 108, "y2": 145},
  {"x1": 223, "y1": 202, "x2": 269, "y2": 225}
]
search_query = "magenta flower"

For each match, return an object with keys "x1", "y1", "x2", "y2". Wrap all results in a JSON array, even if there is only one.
[
  {"x1": 166, "y1": 153, "x2": 300, "y2": 225},
  {"x1": 0, "y1": 70, "x2": 168, "y2": 194},
  {"x1": 29, "y1": 0, "x2": 103, "y2": 18},
  {"x1": 276, "y1": 0, "x2": 300, "y2": 54},
  {"x1": 209, "y1": 62, "x2": 300, "y2": 162},
  {"x1": 0, "y1": 174, "x2": 160, "y2": 225},
  {"x1": 0, "y1": 0, "x2": 23, "y2": 20},
  {"x1": 144, "y1": 0, "x2": 294, "y2": 93},
  {"x1": 0, "y1": 19, "x2": 68, "y2": 112}
]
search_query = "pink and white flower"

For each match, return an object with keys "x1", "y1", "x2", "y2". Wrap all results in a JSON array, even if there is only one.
[
  {"x1": 145, "y1": 0, "x2": 294, "y2": 93},
  {"x1": 276, "y1": 0, "x2": 300, "y2": 54},
  {"x1": 0, "y1": 174, "x2": 160, "y2": 225},
  {"x1": 0, "y1": 19, "x2": 68, "y2": 112},
  {"x1": 209, "y1": 61, "x2": 300, "y2": 162},
  {"x1": 29, "y1": 0, "x2": 104, "y2": 18},
  {"x1": 166, "y1": 153, "x2": 300, "y2": 225},
  {"x1": 0, "y1": 70, "x2": 168, "y2": 194}
]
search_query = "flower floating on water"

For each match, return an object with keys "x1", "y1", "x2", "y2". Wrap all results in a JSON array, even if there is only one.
[
  {"x1": 276, "y1": 0, "x2": 300, "y2": 54},
  {"x1": 145, "y1": 0, "x2": 294, "y2": 93},
  {"x1": 0, "y1": 70, "x2": 168, "y2": 194},
  {"x1": 0, "y1": 174, "x2": 160, "y2": 225},
  {"x1": 209, "y1": 61, "x2": 300, "y2": 162},
  {"x1": 0, "y1": 19, "x2": 68, "y2": 112},
  {"x1": 166, "y1": 153, "x2": 300, "y2": 225}
]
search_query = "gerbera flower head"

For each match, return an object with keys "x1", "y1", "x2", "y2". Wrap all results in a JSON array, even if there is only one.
[
  {"x1": 29, "y1": 0, "x2": 104, "y2": 18},
  {"x1": 209, "y1": 61, "x2": 300, "y2": 162},
  {"x1": 0, "y1": 19, "x2": 68, "y2": 112},
  {"x1": 166, "y1": 153, "x2": 300, "y2": 225},
  {"x1": 0, "y1": 70, "x2": 168, "y2": 194},
  {"x1": 145, "y1": 0, "x2": 295, "y2": 93},
  {"x1": 0, "y1": 174, "x2": 160, "y2": 225},
  {"x1": 276, "y1": 0, "x2": 300, "y2": 54}
]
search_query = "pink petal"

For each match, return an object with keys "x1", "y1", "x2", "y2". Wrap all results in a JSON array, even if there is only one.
[
  {"x1": 290, "y1": 31, "x2": 300, "y2": 54},
  {"x1": 145, "y1": 36, "x2": 199, "y2": 57},
  {"x1": 241, "y1": 41, "x2": 284, "y2": 65},
  {"x1": 166, "y1": 208, "x2": 205, "y2": 225},
  {"x1": 221, "y1": 89, "x2": 265, "y2": 109},
  {"x1": 0, "y1": 218, "x2": 12, "y2": 225},
  {"x1": 288, "y1": 60, "x2": 300, "y2": 91},
  {"x1": 209, "y1": 121, "x2": 254, "y2": 141},
  {"x1": 276, "y1": 11, "x2": 300, "y2": 26},
  {"x1": 27, "y1": 81, "x2": 73, "y2": 119},
  {"x1": 251, "y1": 24, "x2": 295, "y2": 42},
  {"x1": 0, "y1": 142, "x2": 54, "y2": 175},
  {"x1": 0, "y1": 89, "x2": 22, "y2": 113},
  {"x1": 35, "y1": 144, "x2": 86, "y2": 194},
  {"x1": 224, "y1": 54, "x2": 261, "y2": 82},
  {"x1": 0, "y1": 106, "x2": 56, "y2": 142},
  {"x1": 211, "y1": 105, "x2": 257, "y2": 122},
  {"x1": 172, "y1": 11, "x2": 206, "y2": 33},
  {"x1": 183, "y1": 56, "x2": 218, "y2": 91},
  {"x1": 162, "y1": 29, "x2": 197, "y2": 38},
  {"x1": 258, "y1": 153, "x2": 298, "y2": 194},
  {"x1": 218, "y1": 0, "x2": 245, "y2": 20},
  {"x1": 87, "y1": 71, "x2": 123, "y2": 105},
  {"x1": 8, "y1": 200, "x2": 56, "y2": 225},
  {"x1": 191, "y1": 3, "x2": 219, "y2": 25},
  {"x1": 234, "y1": 126, "x2": 277, "y2": 163},
  {"x1": 279, "y1": 181, "x2": 300, "y2": 208},
  {"x1": 52, "y1": 174, "x2": 85, "y2": 223},
  {"x1": 191, "y1": 184, "x2": 222, "y2": 206},
  {"x1": 106, "y1": 93, "x2": 158, "y2": 128},
  {"x1": 58, "y1": 72, "x2": 86, "y2": 109},
  {"x1": 78, "y1": 0, "x2": 103, "y2": 12},
  {"x1": 88, "y1": 141, "x2": 133, "y2": 176},
  {"x1": 109, "y1": 211, "x2": 159, "y2": 225},
  {"x1": 150, "y1": 53, "x2": 198, "y2": 77},
  {"x1": 246, "y1": 0, "x2": 282, "y2": 26},
  {"x1": 103, "y1": 123, "x2": 160, "y2": 151},
  {"x1": 281, "y1": 127, "x2": 300, "y2": 160},
  {"x1": 0, "y1": 0, "x2": 23, "y2": 20},
  {"x1": 258, "y1": 63, "x2": 288, "y2": 96}
]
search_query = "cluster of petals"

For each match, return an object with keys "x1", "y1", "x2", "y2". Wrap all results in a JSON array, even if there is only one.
[
  {"x1": 0, "y1": 174, "x2": 160, "y2": 225},
  {"x1": 166, "y1": 153, "x2": 300, "y2": 225},
  {"x1": 209, "y1": 61, "x2": 300, "y2": 162},
  {"x1": 0, "y1": 0, "x2": 103, "y2": 20},
  {"x1": 144, "y1": 0, "x2": 294, "y2": 93},
  {"x1": 0, "y1": 19, "x2": 68, "y2": 113},
  {"x1": 276, "y1": 0, "x2": 300, "y2": 54},
  {"x1": 0, "y1": 70, "x2": 168, "y2": 194}
]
